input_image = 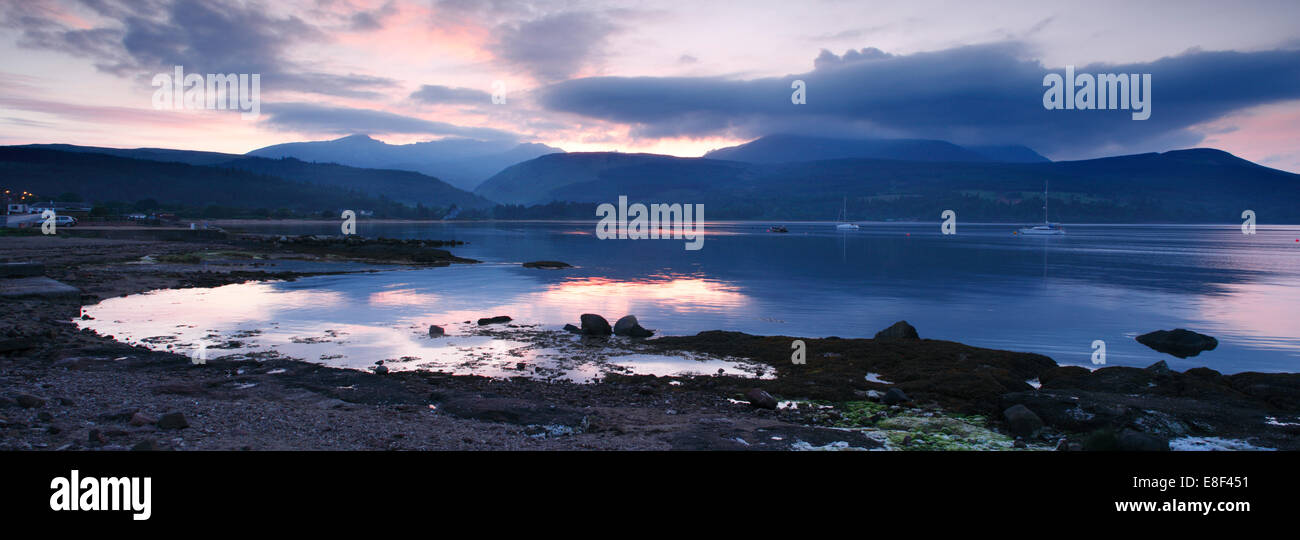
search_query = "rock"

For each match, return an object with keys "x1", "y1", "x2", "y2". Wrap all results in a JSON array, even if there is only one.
[
  {"x1": 1055, "y1": 438, "x2": 1070, "y2": 451},
  {"x1": 1146, "y1": 360, "x2": 1171, "y2": 374},
  {"x1": 1136, "y1": 329, "x2": 1218, "y2": 358},
  {"x1": 477, "y1": 315, "x2": 512, "y2": 326},
  {"x1": 1001, "y1": 391, "x2": 1124, "y2": 432},
  {"x1": 613, "y1": 315, "x2": 654, "y2": 338},
  {"x1": 438, "y1": 397, "x2": 587, "y2": 428},
  {"x1": 129, "y1": 412, "x2": 156, "y2": 426},
  {"x1": 563, "y1": 324, "x2": 581, "y2": 334},
  {"x1": 157, "y1": 412, "x2": 189, "y2": 430},
  {"x1": 522, "y1": 261, "x2": 572, "y2": 269},
  {"x1": 132, "y1": 439, "x2": 162, "y2": 451},
  {"x1": 374, "y1": 365, "x2": 389, "y2": 375},
  {"x1": 874, "y1": 320, "x2": 919, "y2": 340},
  {"x1": 744, "y1": 388, "x2": 778, "y2": 409},
  {"x1": 428, "y1": 325, "x2": 445, "y2": 337},
  {"x1": 88, "y1": 429, "x2": 108, "y2": 446},
  {"x1": 98, "y1": 408, "x2": 140, "y2": 422},
  {"x1": 579, "y1": 314, "x2": 612, "y2": 336},
  {"x1": 1117, "y1": 428, "x2": 1170, "y2": 452},
  {"x1": 15, "y1": 394, "x2": 44, "y2": 408},
  {"x1": 36, "y1": 411, "x2": 53, "y2": 422},
  {"x1": 882, "y1": 387, "x2": 909, "y2": 405},
  {"x1": 1184, "y1": 367, "x2": 1223, "y2": 381},
  {"x1": 1003, "y1": 404, "x2": 1044, "y2": 437},
  {"x1": 1013, "y1": 437, "x2": 1027, "y2": 449}
]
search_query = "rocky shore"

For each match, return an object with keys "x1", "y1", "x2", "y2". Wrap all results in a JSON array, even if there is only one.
[{"x1": 2, "y1": 230, "x2": 1296, "y2": 451}]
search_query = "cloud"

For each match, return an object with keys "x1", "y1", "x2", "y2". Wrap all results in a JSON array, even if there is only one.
[
  {"x1": 537, "y1": 41, "x2": 1300, "y2": 159},
  {"x1": 347, "y1": 0, "x2": 398, "y2": 32},
  {"x1": 409, "y1": 84, "x2": 493, "y2": 105},
  {"x1": 259, "y1": 102, "x2": 520, "y2": 141},
  {"x1": 1, "y1": 0, "x2": 398, "y2": 98},
  {"x1": 489, "y1": 11, "x2": 618, "y2": 82}
]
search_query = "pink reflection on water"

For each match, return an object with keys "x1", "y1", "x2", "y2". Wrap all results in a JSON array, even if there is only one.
[
  {"x1": 1195, "y1": 280, "x2": 1300, "y2": 353},
  {"x1": 536, "y1": 275, "x2": 749, "y2": 313},
  {"x1": 368, "y1": 287, "x2": 441, "y2": 307}
]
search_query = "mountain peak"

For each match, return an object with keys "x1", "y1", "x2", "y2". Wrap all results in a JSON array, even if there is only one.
[{"x1": 334, "y1": 133, "x2": 378, "y2": 143}]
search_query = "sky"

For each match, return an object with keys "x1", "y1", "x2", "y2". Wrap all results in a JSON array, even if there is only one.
[{"x1": 1, "y1": 0, "x2": 1299, "y2": 171}]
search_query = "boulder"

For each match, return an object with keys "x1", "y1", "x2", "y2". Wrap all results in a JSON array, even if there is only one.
[
  {"x1": 129, "y1": 412, "x2": 156, "y2": 426},
  {"x1": 882, "y1": 387, "x2": 909, "y2": 405},
  {"x1": 157, "y1": 412, "x2": 189, "y2": 430},
  {"x1": 131, "y1": 439, "x2": 163, "y2": 451},
  {"x1": 477, "y1": 315, "x2": 512, "y2": 326},
  {"x1": 1002, "y1": 404, "x2": 1044, "y2": 437},
  {"x1": 579, "y1": 314, "x2": 612, "y2": 336},
  {"x1": 744, "y1": 388, "x2": 778, "y2": 410},
  {"x1": 874, "y1": 320, "x2": 919, "y2": 340},
  {"x1": 613, "y1": 315, "x2": 654, "y2": 338},
  {"x1": 428, "y1": 325, "x2": 445, "y2": 337},
  {"x1": 1136, "y1": 329, "x2": 1218, "y2": 358},
  {"x1": 563, "y1": 324, "x2": 581, "y2": 334}
]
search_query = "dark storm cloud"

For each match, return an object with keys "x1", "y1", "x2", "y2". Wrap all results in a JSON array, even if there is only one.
[
  {"x1": 0, "y1": 0, "x2": 398, "y2": 98},
  {"x1": 409, "y1": 84, "x2": 493, "y2": 105},
  {"x1": 260, "y1": 102, "x2": 520, "y2": 141},
  {"x1": 538, "y1": 42, "x2": 1300, "y2": 159}
]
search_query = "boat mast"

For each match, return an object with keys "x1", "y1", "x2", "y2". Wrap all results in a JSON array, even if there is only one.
[{"x1": 1043, "y1": 180, "x2": 1049, "y2": 224}]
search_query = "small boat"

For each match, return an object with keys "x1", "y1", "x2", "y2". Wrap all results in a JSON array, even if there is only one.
[
  {"x1": 1018, "y1": 181, "x2": 1065, "y2": 236},
  {"x1": 1017, "y1": 223, "x2": 1065, "y2": 236},
  {"x1": 767, "y1": 225, "x2": 788, "y2": 233},
  {"x1": 836, "y1": 197, "x2": 859, "y2": 230}
]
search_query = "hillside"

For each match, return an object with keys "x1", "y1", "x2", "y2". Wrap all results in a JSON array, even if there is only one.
[
  {"x1": 474, "y1": 148, "x2": 1300, "y2": 222},
  {"x1": 474, "y1": 152, "x2": 757, "y2": 205},
  {"x1": 18, "y1": 144, "x2": 494, "y2": 209},
  {"x1": 0, "y1": 147, "x2": 479, "y2": 217},
  {"x1": 702, "y1": 134, "x2": 1049, "y2": 164}
]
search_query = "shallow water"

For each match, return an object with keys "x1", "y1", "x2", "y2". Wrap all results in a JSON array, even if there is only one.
[{"x1": 80, "y1": 221, "x2": 1300, "y2": 375}]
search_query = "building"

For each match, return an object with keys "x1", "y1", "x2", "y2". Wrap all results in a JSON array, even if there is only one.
[{"x1": 27, "y1": 201, "x2": 93, "y2": 218}]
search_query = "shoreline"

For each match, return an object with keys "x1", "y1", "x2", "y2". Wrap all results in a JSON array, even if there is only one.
[{"x1": 2, "y1": 233, "x2": 1297, "y2": 451}]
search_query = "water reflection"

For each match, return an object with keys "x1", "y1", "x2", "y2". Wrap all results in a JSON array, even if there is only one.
[{"x1": 83, "y1": 221, "x2": 1300, "y2": 374}]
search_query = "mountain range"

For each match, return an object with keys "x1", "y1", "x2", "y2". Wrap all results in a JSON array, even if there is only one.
[
  {"x1": 702, "y1": 134, "x2": 1050, "y2": 164},
  {"x1": 7, "y1": 134, "x2": 1298, "y2": 223},
  {"x1": 10, "y1": 144, "x2": 494, "y2": 211},
  {"x1": 246, "y1": 134, "x2": 563, "y2": 191},
  {"x1": 475, "y1": 141, "x2": 1300, "y2": 222}
]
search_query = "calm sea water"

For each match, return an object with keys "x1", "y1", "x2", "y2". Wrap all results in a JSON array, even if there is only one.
[{"x1": 82, "y1": 221, "x2": 1300, "y2": 375}]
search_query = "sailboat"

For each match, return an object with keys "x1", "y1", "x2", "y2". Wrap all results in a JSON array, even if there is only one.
[
  {"x1": 836, "y1": 197, "x2": 859, "y2": 230},
  {"x1": 1018, "y1": 181, "x2": 1064, "y2": 236}
]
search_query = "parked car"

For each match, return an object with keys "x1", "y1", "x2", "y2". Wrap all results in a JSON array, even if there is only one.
[{"x1": 53, "y1": 215, "x2": 77, "y2": 227}]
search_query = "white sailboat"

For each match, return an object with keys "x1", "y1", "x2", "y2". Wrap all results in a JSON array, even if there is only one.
[
  {"x1": 836, "y1": 197, "x2": 859, "y2": 230},
  {"x1": 1018, "y1": 181, "x2": 1065, "y2": 236}
]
